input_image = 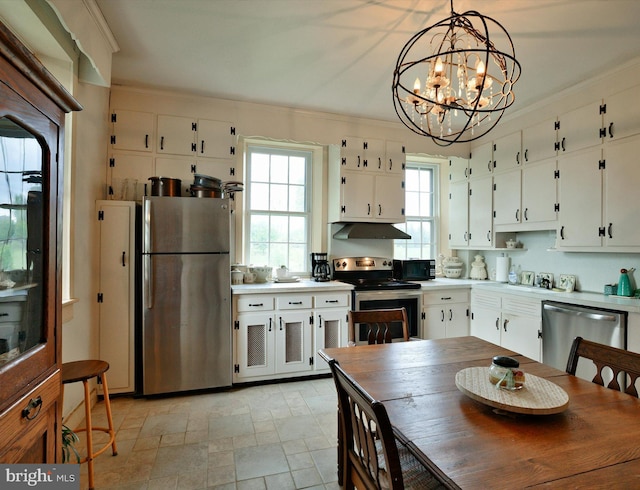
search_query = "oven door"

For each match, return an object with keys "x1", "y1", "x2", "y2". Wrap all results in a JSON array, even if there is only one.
[{"x1": 352, "y1": 289, "x2": 422, "y2": 344}]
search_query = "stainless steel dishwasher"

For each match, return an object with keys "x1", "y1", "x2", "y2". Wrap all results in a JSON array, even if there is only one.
[{"x1": 542, "y1": 301, "x2": 627, "y2": 382}]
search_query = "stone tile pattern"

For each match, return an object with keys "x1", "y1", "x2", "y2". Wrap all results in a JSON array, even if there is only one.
[{"x1": 70, "y1": 378, "x2": 340, "y2": 489}]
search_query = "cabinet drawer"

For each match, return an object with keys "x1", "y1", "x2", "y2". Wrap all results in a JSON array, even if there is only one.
[
  {"x1": 0, "y1": 371, "x2": 60, "y2": 449},
  {"x1": 0, "y1": 302, "x2": 23, "y2": 323},
  {"x1": 502, "y1": 295, "x2": 541, "y2": 317},
  {"x1": 237, "y1": 295, "x2": 274, "y2": 312},
  {"x1": 423, "y1": 290, "x2": 469, "y2": 305},
  {"x1": 275, "y1": 295, "x2": 312, "y2": 310},
  {"x1": 471, "y1": 291, "x2": 502, "y2": 309},
  {"x1": 314, "y1": 293, "x2": 349, "y2": 309}
]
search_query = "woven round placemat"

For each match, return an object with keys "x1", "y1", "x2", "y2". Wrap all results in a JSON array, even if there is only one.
[{"x1": 455, "y1": 366, "x2": 569, "y2": 415}]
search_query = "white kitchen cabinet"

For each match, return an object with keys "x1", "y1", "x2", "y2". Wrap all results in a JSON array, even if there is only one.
[
  {"x1": 602, "y1": 85, "x2": 640, "y2": 142},
  {"x1": 557, "y1": 147, "x2": 602, "y2": 249},
  {"x1": 448, "y1": 156, "x2": 469, "y2": 183},
  {"x1": 110, "y1": 109, "x2": 154, "y2": 152},
  {"x1": 493, "y1": 169, "x2": 521, "y2": 226},
  {"x1": 469, "y1": 141, "x2": 493, "y2": 178},
  {"x1": 522, "y1": 118, "x2": 557, "y2": 164},
  {"x1": 448, "y1": 180, "x2": 469, "y2": 248},
  {"x1": 422, "y1": 289, "x2": 469, "y2": 339},
  {"x1": 521, "y1": 157, "x2": 558, "y2": 226},
  {"x1": 157, "y1": 115, "x2": 236, "y2": 159},
  {"x1": 470, "y1": 289, "x2": 541, "y2": 362},
  {"x1": 234, "y1": 291, "x2": 349, "y2": 382},
  {"x1": 558, "y1": 136, "x2": 640, "y2": 251},
  {"x1": 363, "y1": 138, "x2": 385, "y2": 172},
  {"x1": 468, "y1": 174, "x2": 493, "y2": 248},
  {"x1": 157, "y1": 114, "x2": 195, "y2": 156},
  {"x1": 493, "y1": 131, "x2": 522, "y2": 172},
  {"x1": 385, "y1": 140, "x2": 406, "y2": 175},
  {"x1": 108, "y1": 152, "x2": 153, "y2": 199},
  {"x1": 337, "y1": 170, "x2": 404, "y2": 223},
  {"x1": 97, "y1": 200, "x2": 136, "y2": 394},
  {"x1": 340, "y1": 136, "x2": 364, "y2": 170},
  {"x1": 313, "y1": 292, "x2": 349, "y2": 373},
  {"x1": 557, "y1": 101, "x2": 602, "y2": 154}
]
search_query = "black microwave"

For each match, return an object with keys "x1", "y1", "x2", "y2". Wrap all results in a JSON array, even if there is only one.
[{"x1": 392, "y1": 259, "x2": 435, "y2": 281}]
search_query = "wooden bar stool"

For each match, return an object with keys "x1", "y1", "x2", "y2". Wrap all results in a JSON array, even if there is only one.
[{"x1": 62, "y1": 360, "x2": 117, "y2": 490}]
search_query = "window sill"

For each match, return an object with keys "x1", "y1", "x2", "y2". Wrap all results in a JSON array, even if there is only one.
[{"x1": 62, "y1": 298, "x2": 78, "y2": 324}]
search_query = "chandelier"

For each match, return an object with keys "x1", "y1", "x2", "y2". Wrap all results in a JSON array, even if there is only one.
[{"x1": 392, "y1": 1, "x2": 521, "y2": 146}]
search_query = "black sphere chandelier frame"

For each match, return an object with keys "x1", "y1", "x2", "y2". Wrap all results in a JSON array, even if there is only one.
[{"x1": 392, "y1": 1, "x2": 521, "y2": 146}]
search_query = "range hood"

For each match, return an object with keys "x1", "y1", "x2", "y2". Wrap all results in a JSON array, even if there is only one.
[{"x1": 333, "y1": 223, "x2": 411, "y2": 240}]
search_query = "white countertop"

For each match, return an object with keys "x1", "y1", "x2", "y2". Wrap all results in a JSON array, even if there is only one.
[{"x1": 232, "y1": 277, "x2": 640, "y2": 314}]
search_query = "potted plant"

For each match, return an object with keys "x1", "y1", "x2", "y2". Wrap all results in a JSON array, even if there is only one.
[{"x1": 61, "y1": 424, "x2": 80, "y2": 463}]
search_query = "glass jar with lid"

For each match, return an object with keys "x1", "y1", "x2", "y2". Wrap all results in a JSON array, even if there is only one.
[{"x1": 489, "y1": 356, "x2": 525, "y2": 390}]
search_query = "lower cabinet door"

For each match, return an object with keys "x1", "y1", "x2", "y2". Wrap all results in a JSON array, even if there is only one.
[
  {"x1": 314, "y1": 309, "x2": 348, "y2": 372},
  {"x1": 236, "y1": 312, "x2": 275, "y2": 378},
  {"x1": 274, "y1": 311, "x2": 312, "y2": 374}
]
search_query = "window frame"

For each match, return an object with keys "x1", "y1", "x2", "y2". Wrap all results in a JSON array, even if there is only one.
[
  {"x1": 394, "y1": 157, "x2": 440, "y2": 260},
  {"x1": 243, "y1": 141, "x2": 320, "y2": 274}
]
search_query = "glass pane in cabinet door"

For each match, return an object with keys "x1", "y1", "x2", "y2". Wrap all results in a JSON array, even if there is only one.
[{"x1": 0, "y1": 117, "x2": 44, "y2": 367}]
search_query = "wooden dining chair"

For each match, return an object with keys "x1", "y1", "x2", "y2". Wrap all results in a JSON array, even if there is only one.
[
  {"x1": 328, "y1": 359, "x2": 449, "y2": 489},
  {"x1": 566, "y1": 336, "x2": 640, "y2": 397},
  {"x1": 348, "y1": 307, "x2": 409, "y2": 344}
]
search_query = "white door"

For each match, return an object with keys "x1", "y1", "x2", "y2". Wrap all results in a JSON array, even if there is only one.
[
  {"x1": 157, "y1": 114, "x2": 195, "y2": 156},
  {"x1": 197, "y1": 119, "x2": 235, "y2": 159},
  {"x1": 522, "y1": 117, "x2": 557, "y2": 164},
  {"x1": 341, "y1": 171, "x2": 374, "y2": 220},
  {"x1": 501, "y1": 314, "x2": 542, "y2": 362},
  {"x1": 236, "y1": 312, "x2": 275, "y2": 378},
  {"x1": 314, "y1": 309, "x2": 348, "y2": 372},
  {"x1": 98, "y1": 201, "x2": 136, "y2": 394},
  {"x1": 275, "y1": 311, "x2": 312, "y2": 374},
  {"x1": 522, "y1": 157, "x2": 557, "y2": 224},
  {"x1": 468, "y1": 174, "x2": 493, "y2": 248},
  {"x1": 493, "y1": 131, "x2": 522, "y2": 172},
  {"x1": 374, "y1": 174, "x2": 405, "y2": 222},
  {"x1": 493, "y1": 169, "x2": 521, "y2": 226},
  {"x1": 469, "y1": 141, "x2": 493, "y2": 178},
  {"x1": 446, "y1": 303, "x2": 470, "y2": 338},
  {"x1": 111, "y1": 109, "x2": 154, "y2": 152},
  {"x1": 448, "y1": 181, "x2": 469, "y2": 248},
  {"x1": 470, "y1": 306, "x2": 501, "y2": 345}
]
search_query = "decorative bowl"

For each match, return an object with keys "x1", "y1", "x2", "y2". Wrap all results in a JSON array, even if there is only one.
[{"x1": 444, "y1": 268, "x2": 462, "y2": 279}]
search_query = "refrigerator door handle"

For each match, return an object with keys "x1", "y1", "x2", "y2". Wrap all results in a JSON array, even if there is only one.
[
  {"x1": 144, "y1": 198, "x2": 152, "y2": 252},
  {"x1": 144, "y1": 254, "x2": 153, "y2": 309}
]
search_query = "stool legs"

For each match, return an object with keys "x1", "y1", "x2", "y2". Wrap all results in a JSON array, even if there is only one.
[
  {"x1": 82, "y1": 379, "x2": 95, "y2": 490},
  {"x1": 100, "y1": 372, "x2": 118, "y2": 456}
]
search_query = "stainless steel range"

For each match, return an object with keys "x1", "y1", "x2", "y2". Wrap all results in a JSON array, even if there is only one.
[{"x1": 333, "y1": 257, "x2": 422, "y2": 343}]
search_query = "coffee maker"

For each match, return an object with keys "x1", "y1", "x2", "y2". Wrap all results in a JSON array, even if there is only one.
[{"x1": 311, "y1": 252, "x2": 331, "y2": 282}]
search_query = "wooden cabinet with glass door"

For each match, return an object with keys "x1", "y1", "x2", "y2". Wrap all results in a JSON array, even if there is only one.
[{"x1": 0, "y1": 22, "x2": 81, "y2": 463}]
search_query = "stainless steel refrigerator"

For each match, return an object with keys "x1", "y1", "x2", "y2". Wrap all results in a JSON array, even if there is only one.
[{"x1": 141, "y1": 196, "x2": 232, "y2": 395}]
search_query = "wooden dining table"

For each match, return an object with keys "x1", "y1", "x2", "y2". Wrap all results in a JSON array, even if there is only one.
[{"x1": 319, "y1": 336, "x2": 640, "y2": 489}]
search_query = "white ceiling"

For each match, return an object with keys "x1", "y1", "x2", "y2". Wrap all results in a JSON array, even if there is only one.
[{"x1": 95, "y1": 0, "x2": 640, "y2": 123}]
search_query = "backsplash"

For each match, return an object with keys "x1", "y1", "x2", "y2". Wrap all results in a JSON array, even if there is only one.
[{"x1": 459, "y1": 230, "x2": 640, "y2": 294}]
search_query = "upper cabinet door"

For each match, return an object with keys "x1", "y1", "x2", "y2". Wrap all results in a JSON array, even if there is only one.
[
  {"x1": 557, "y1": 101, "x2": 602, "y2": 154},
  {"x1": 196, "y1": 119, "x2": 236, "y2": 159},
  {"x1": 469, "y1": 141, "x2": 493, "y2": 179},
  {"x1": 603, "y1": 86, "x2": 640, "y2": 142},
  {"x1": 522, "y1": 118, "x2": 557, "y2": 164},
  {"x1": 493, "y1": 131, "x2": 522, "y2": 172},
  {"x1": 157, "y1": 115, "x2": 196, "y2": 156},
  {"x1": 111, "y1": 109, "x2": 155, "y2": 152},
  {"x1": 340, "y1": 136, "x2": 364, "y2": 171},
  {"x1": 448, "y1": 156, "x2": 469, "y2": 183},
  {"x1": 385, "y1": 140, "x2": 405, "y2": 175}
]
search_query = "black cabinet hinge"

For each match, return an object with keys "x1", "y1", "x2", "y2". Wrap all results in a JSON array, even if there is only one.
[
  {"x1": 230, "y1": 126, "x2": 236, "y2": 135},
  {"x1": 192, "y1": 122, "x2": 197, "y2": 131},
  {"x1": 600, "y1": 103, "x2": 607, "y2": 115},
  {"x1": 110, "y1": 135, "x2": 116, "y2": 145},
  {"x1": 191, "y1": 164, "x2": 196, "y2": 173},
  {"x1": 230, "y1": 167, "x2": 235, "y2": 176},
  {"x1": 340, "y1": 205, "x2": 346, "y2": 214},
  {"x1": 98, "y1": 210, "x2": 104, "y2": 220},
  {"x1": 421, "y1": 312, "x2": 426, "y2": 320},
  {"x1": 108, "y1": 186, "x2": 114, "y2": 196},
  {"x1": 341, "y1": 157, "x2": 346, "y2": 166},
  {"x1": 234, "y1": 364, "x2": 240, "y2": 373},
  {"x1": 109, "y1": 158, "x2": 115, "y2": 167},
  {"x1": 554, "y1": 141, "x2": 560, "y2": 151},
  {"x1": 97, "y1": 292, "x2": 103, "y2": 303},
  {"x1": 341, "y1": 176, "x2": 346, "y2": 185},
  {"x1": 554, "y1": 120, "x2": 560, "y2": 130},
  {"x1": 363, "y1": 141, "x2": 368, "y2": 150},
  {"x1": 554, "y1": 169, "x2": 560, "y2": 179},
  {"x1": 111, "y1": 113, "x2": 117, "y2": 123},
  {"x1": 341, "y1": 139, "x2": 347, "y2": 148},
  {"x1": 554, "y1": 203, "x2": 560, "y2": 212},
  {"x1": 402, "y1": 145, "x2": 405, "y2": 153},
  {"x1": 191, "y1": 143, "x2": 197, "y2": 152},
  {"x1": 309, "y1": 357, "x2": 314, "y2": 366},
  {"x1": 598, "y1": 227, "x2": 606, "y2": 237},
  {"x1": 230, "y1": 146, "x2": 236, "y2": 155},
  {"x1": 538, "y1": 329, "x2": 542, "y2": 338},
  {"x1": 599, "y1": 127, "x2": 607, "y2": 138},
  {"x1": 599, "y1": 159, "x2": 606, "y2": 170},
  {"x1": 234, "y1": 320, "x2": 239, "y2": 330},
  {"x1": 309, "y1": 315, "x2": 314, "y2": 325}
]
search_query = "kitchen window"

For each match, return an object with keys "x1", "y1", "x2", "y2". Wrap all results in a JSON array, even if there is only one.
[
  {"x1": 394, "y1": 159, "x2": 439, "y2": 259},
  {"x1": 245, "y1": 144, "x2": 313, "y2": 272}
]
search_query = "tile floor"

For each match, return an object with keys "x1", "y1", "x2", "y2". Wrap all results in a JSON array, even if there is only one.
[{"x1": 72, "y1": 377, "x2": 340, "y2": 490}]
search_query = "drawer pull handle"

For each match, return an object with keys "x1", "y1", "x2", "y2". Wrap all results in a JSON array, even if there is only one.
[
  {"x1": 22, "y1": 396, "x2": 42, "y2": 420},
  {"x1": 440, "y1": 297, "x2": 452, "y2": 301},
  {"x1": 248, "y1": 303, "x2": 263, "y2": 307},
  {"x1": 289, "y1": 301, "x2": 303, "y2": 305},
  {"x1": 0, "y1": 312, "x2": 8, "y2": 317},
  {"x1": 325, "y1": 300, "x2": 339, "y2": 303}
]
